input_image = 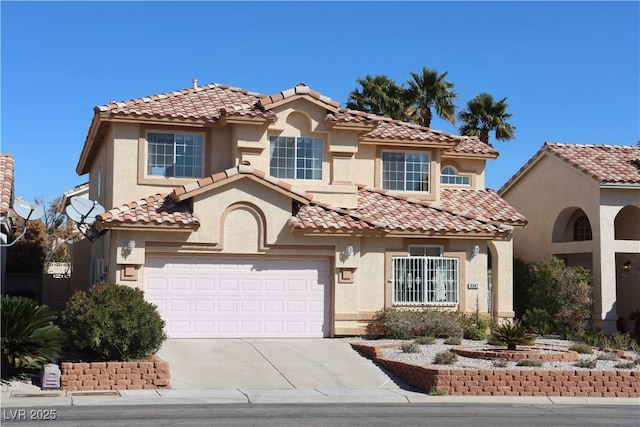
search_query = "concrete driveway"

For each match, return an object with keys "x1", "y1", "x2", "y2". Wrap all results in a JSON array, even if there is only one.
[{"x1": 157, "y1": 339, "x2": 404, "y2": 390}]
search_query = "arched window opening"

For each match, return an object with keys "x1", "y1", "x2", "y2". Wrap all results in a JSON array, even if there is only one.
[
  {"x1": 573, "y1": 215, "x2": 592, "y2": 241},
  {"x1": 440, "y1": 166, "x2": 470, "y2": 185}
]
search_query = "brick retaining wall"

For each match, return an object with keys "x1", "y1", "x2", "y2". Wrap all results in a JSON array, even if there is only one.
[
  {"x1": 60, "y1": 356, "x2": 171, "y2": 391},
  {"x1": 352, "y1": 343, "x2": 640, "y2": 397}
]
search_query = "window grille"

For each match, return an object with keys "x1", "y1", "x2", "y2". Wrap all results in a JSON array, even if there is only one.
[{"x1": 392, "y1": 256, "x2": 458, "y2": 305}]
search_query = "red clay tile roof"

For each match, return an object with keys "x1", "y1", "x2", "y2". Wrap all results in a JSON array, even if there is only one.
[
  {"x1": 258, "y1": 83, "x2": 341, "y2": 110},
  {"x1": 95, "y1": 83, "x2": 273, "y2": 122},
  {"x1": 500, "y1": 142, "x2": 640, "y2": 194},
  {"x1": 97, "y1": 165, "x2": 524, "y2": 236},
  {"x1": 95, "y1": 194, "x2": 200, "y2": 230},
  {"x1": 327, "y1": 109, "x2": 496, "y2": 156},
  {"x1": 291, "y1": 186, "x2": 520, "y2": 235},
  {"x1": 0, "y1": 154, "x2": 15, "y2": 217}
]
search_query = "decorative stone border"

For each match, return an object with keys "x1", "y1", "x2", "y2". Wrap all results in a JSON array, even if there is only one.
[
  {"x1": 352, "y1": 343, "x2": 640, "y2": 397},
  {"x1": 450, "y1": 346, "x2": 579, "y2": 362},
  {"x1": 60, "y1": 356, "x2": 171, "y2": 391}
]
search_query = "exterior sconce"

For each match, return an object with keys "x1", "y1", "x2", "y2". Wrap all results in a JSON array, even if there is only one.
[
  {"x1": 121, "y1": 240, "x2": 135, "y2": 259},
  {"x1": 346, "y1": 245, "x2": 354, "y2": 258},
  {"x1": 471, "y1": 244, "x2": 480, "y2": 258},
  {"x1": 623, "y1": 261, "x2": 631, "y2": 273}
]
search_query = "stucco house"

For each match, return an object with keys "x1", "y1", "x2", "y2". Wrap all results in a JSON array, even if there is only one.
[
  {"x1": 75, "y1": 81, "x2": 526, "y2": 338},
  {"x1": 499, "y1": 142, "x2": 640, "y2": 334}
]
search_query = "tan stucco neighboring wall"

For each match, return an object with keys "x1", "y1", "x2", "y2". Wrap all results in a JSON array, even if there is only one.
[{"x1": 503, "y1": 155, "x2": 600, "y2": 262}]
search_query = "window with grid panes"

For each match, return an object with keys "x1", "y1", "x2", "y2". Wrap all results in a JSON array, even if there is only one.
[
  {"x1": 147, "y1": 132, "x2": 203, "y2": 178},
  {"x1": 382, "y1": 152, "x2": 430, "y2": 191},
  {"x1": 269, "y1": 136, "x2": 322, "y2": 180}
]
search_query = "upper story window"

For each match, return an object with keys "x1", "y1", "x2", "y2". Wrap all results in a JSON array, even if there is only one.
[
  {"x1": 382, "y1": 152, "x2": 430, "y2": 192},
  {"x1": 147, "y1": 132, "x2": 203, "y2": 178},
  {"x1": 269, "y1": 136, "x2": 322, "y2": 180},
  {"x1": 573, "y1": 215, "x2": 592, "y2": 241},
  {"x1": 440, "y1": 166, "x2": 470, "y2": 186}
]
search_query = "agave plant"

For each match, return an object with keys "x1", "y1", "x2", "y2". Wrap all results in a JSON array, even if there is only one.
[
  {"x1": 1, "y1": 296, "x2": 63, "y2": 375},
  {"x1": 489, "y1": 322, "x2": 535, "y2": 351}
]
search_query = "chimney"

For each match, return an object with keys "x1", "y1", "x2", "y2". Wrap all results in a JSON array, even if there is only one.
[{"x1": 192, "y1": 79, "x2": 198, "y2": 89}]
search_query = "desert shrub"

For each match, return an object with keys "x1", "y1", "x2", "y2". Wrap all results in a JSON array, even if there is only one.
[
  {"x1": 443, "y1": 336, "x2": 462, "y2": 345},
  {"x1": 366, "y1": 308, "x2": 463, "y2": 339},
  {"x1": 573, "y1": 358, "x2": 597, "y2": 369},
  {"x1": 568, "y1": 343, "x2": 593, "y2": 354},
  {"x1": 462, "y1": 301, "x2": 490, "y2": 340},
  {"x1": 614, "y1": 361, "x2": 637, "y2": 369},
  {"x1": 596, "y1": 352, "x2": 619, "y2": 361},
  {"x1": 428, "y1": 387, "x2": 447, "y2": 396},
  {"x1": 433, "y1": 350, "x2": 458, "y2": 365},
  {"x1": 516, "y1": 257, "x2": 592, "y2": 336},
  {"x1": 489, "y1": 322, "x2": 535, "y2": 350},
  {"x1": 580, "y1": 325, "x2": 604, "y2": 346},
  {"x1": 414, "y1": 335, "x2": 436, "y2": 345},
  {"x1": 492, "y1": 359, "x2": 508, "y2": 368},
  {"x1": 1, "y1": 296, "x2": 63, "y2": 375},
  {"x1": 516, "y1": 359, "x2": 543, "y2": 367},
  {"x1": 401, "y1": 342, "x2": 420, "y2": 353},
  {"x1": 62, "y1": 282, "x2": 166, "y2": 361}
]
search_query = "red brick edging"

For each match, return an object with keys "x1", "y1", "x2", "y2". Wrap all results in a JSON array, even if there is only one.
[
  {"x1": 60, "y1": 356, "x2": 171, "y2": 391},
  {"x1": 351, "y1": 343, "x2": 640, "y2": 397}
]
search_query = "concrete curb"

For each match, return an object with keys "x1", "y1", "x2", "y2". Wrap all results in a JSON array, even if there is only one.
[{"x1": 2, "y1": 388, "x2": 639, "y2": 407}]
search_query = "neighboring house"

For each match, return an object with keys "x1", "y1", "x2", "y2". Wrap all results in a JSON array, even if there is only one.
[
  {"x1": 75, "y1": 82, "x2": 526, "y2": 338},
  {"x1": 0, "y1": 153, "x2": 15, "y2": 291},
  {"x1": 499, "y1": 142, "x2": 640, "y2": 334}
]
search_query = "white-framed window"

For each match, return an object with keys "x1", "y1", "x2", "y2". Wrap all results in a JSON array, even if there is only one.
[
  {"x1": 269, "y1": 136, "x2": 322, "y2": 180},
  {"x1": 440, "y1": 166, "x2": 470, "y2": 186},
  {"x1": 382, "y1": 152, "x2": 430, "y2": 192},
  {"x1": 392, "y1": 256, "x2": 459, "y2": 305},
  {"x1": 147, "y1": 132, "x2": 204, "y2": 178}
]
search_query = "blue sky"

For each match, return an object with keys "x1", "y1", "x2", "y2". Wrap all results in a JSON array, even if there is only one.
[{"x1": 1, "y1": 1, "x2": 638, "y2": 206}]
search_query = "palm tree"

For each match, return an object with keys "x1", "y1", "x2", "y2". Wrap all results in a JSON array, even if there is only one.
[
  {"x1": 405, "y1": 67, "x2": 457, "y2": 128},
  {"x1": 346, "y1": 75, "x2": 408, "y2": 120},
  {"x1": 458, "y1": 93, "x2": 516, "y2": 145}
]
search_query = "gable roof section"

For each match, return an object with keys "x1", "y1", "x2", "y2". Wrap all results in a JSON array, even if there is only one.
[
  {"x1": 258, "y1": 83, "x2": 341, "y2": 111},
  {"x1": 0, "y1": 154, "x2": 15, "y2": 217},
  {"x1": 500, "y1": 143, "x2": 640, "y2": 194}
]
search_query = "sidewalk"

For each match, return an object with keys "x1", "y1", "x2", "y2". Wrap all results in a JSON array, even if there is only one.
[{"x1": 2, "y1": 385, "x2": 639, "y2": 407}]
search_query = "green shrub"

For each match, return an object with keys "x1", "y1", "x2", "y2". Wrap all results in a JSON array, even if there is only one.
[
  {"x1": 580, "y1": 325, "x2": 604, "y2": 346},
  {"x1": 366, "y1": 308, "x2": 463, "y2": 339},
  {"x1": 62, "y1": 283, "x2": 166, "y2": 361},
  {"x1": 401, "y1": 342, "x2": 420, "y2": 353},
  {"x1": 610, "y1": 332, "x2": 632, "y2": 350},
  {"x1": 414, "y1": 335, "x2": 436, "y2": 345},
  {"x1": 521, "y1": 308, "x2": 554, "y2": 336},
  {"x1": 516, "y1": 359, "x2": 543, "y2": 367},
  {"x1": 568, "y1": 343, "x2": 593, "y2": 354},
  {"x1": 443, "y1": 336, "x2": 462, "y2": 345},
  {"x1": 1, "y1": 296, "x2": 63, "y2": 375},
  {"x1": 573, "y1": 358, "x2": 597, "y2": 369},
  {"x1": 462, "y1": 298, "x2": 490, "y2": 340},
  {"x1": 489, "y1": 322, "x2": 535, "y2": 350},
  {"x1": 433, "y1": 350, "x2": 458, "y2": 365},
  {"x1": 428, "y1": 387, "x2": 447, "y2": 396}
]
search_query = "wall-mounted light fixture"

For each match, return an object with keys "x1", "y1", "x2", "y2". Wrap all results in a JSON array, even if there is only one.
[
  {"x1": 346, "y1": 245, "x2": 354, "y2": 258},
  {"x1": 623, "y1": 261, "x2": 631, "y2": 273},
  {"x1": 121, "y1": 240, "x2": 136, "y2": 259},
  {"x1": 471, "y1": 244, "x2": 480, "y2": 258}
]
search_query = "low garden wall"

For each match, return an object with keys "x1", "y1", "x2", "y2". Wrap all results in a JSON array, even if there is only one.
[
  {"x1": 352, "y1": 343, "x2": 640, "y2": 397},
  {"x1": 60, "y1": 356, "x2": 170, "y2": 391}
]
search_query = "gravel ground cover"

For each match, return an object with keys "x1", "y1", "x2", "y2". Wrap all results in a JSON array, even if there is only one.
[{"x1": 378, "y1": 338, "x2": 640, "y2": 371}]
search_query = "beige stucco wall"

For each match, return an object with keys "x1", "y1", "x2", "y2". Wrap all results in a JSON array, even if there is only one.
[{"x1": 502, "y1": 153, "x2": 640, "y2": 333}]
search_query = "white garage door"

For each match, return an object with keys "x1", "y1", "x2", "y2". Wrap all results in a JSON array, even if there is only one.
[{"x1": 144, "y1": 257, "x2": 331, "y2": 338}]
